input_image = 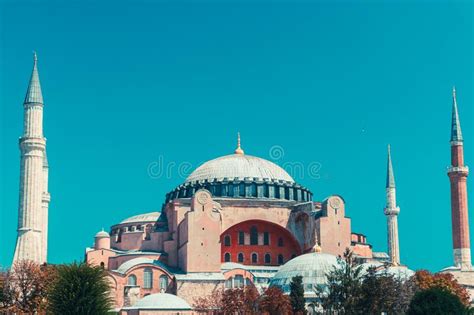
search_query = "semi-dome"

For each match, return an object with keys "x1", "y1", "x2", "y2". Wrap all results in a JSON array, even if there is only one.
[
  {"x1": 269, "y1": 252, "x2": 339, "y2": 294},
  {"x1": 186, "y1": 154, "x2": 294, "y2": 183},
  {"x1": 120, "y1": 212, "x2": 160, "y2": 224},
  {"x1": 128, "y1": 293, "x2": 192, "y2": 310}
]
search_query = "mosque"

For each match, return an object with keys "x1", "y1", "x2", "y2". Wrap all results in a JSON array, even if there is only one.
[{"x1": 13, "y1": 54, "x2": 472, "y2": 314}]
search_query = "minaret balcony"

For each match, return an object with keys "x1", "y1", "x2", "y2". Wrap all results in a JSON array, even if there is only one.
[{"x1": 447, "y1": 166, "x2": 469, "y2": 175}]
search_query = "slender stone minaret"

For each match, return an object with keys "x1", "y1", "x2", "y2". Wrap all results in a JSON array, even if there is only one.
[
  {"x1": 384, "y1": 145, "x2": 400, "y2": 266},
  {"x1": 448, "y1": 87, "x2": 471, "y2": 270},
  {"x1": 13, "y1": 52, "x2": 48, "y2": 264},
  {"x1": 41, "y1": 152, "x2": 50, "y2": 262}
]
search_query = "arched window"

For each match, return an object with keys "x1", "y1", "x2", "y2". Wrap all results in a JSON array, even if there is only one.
[
  {"x1": 238, "y1": 253, "x2": 244, "y2": 263},
  {"x1": 159, "y1": 275, "x2": 168, "y2": 292},
  {"x1": 278, "y1": 254, "x2": 284, "y2": 265},
  {"x1": 234, "y1": 275, "x2": 244, "y2": 288},
  {"x1": 128, "y1": 274, "x2": 137, "y2": 286},
  {"x1": 278, "y1": 237, "x2": 284, "y2": 247},
  {"x1": 264, "y1": 253, "x2": 271, "y2": 264},
  {"x1": 251, "y1": 253, "x2": 258, "y2": 264},
  {"x1": 224, "y1": 253, "x2": 231, "y2": 262},
  {"x1": 238, "y1": 231, "x2": 245, "y2": 245},
  {"x1": 143, "y1": 268, "x2": 153, "y2": 289},
  {"x1": 144, "y1": 224, "x2": 152, "y2": 241},
  {"x1": 224, "y1": 235, "x2": 231, "y2": 246},
  {"x1": 263, "y1": 232, "x2": 270, "y2": 245},
  {"x1": 100, "y1": 262, "x2": 105, "y2": 269},
  {"x1": 250, "y1": 226, "x2": 258, "y2": 245}
]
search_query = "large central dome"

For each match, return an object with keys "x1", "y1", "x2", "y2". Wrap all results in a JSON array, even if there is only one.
[{"x1": 185, "y1": 154, "x2": 294, "y2": 183}]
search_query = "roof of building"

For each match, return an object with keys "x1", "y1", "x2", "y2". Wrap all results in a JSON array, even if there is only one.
[
  {"x1": 114, "y1": 257, "x2": 170, "y2": 275},
  {"x1": 120, "y1": 212, "x2": 160, "y2": 224},
  {"x1": 185, "y1": 153, "x2": 294, "y2": 183},
  {"x1": 377, "y1": 265, "x2": 415, "y2": 281},
  {"x1": 95, "y1": 229, "x2": 110, "y2": 238},
  {"x1": 126, "y1": 293, "x2": 192, "y2": 310},
  {"x1": 24, "y1": 52, "x2": 43, "y2": 104},
  {"x1": 269, "y1": 252, "x2": 339, "y2": 294}
]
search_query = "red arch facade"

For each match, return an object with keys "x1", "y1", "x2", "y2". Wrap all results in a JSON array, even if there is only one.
[{"x1": 220, "y1": 220, "x2": 302, "y2": 266}]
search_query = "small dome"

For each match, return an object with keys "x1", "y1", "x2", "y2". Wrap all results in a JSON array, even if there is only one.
[
  {"x1": 95, "y1": 230, "x2": 110, "y2": 238},
  {"x1": 186, "y1": 154, "x2": 294, "y2": 183},
  {"x1": 270, "y1": 252, "x2": 339, "y2": 294},
  {"x1": 120, "y1": 212, "x2": 160, "y2": 224},
  {"x1": 131, "y1": 293, "x2": 192, "y2": 310}
]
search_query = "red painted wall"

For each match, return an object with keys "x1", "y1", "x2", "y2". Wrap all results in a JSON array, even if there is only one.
[{"x1": 220, "y1": 220, "x2": 301, "y2": 266}]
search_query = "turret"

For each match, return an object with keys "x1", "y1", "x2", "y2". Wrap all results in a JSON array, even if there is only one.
[{"x1": 95, "y1": 229, "x2": 111, "y2": 250}]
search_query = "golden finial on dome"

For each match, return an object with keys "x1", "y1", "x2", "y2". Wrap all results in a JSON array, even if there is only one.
[
  {"x1": 234, "y1": 132, "x2": 244, "y2": 155},
  {"x1": 313, "y1": 243, "x2": 322, "y2": 253}
]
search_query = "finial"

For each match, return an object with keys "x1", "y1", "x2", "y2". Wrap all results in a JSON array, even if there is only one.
[
  {"x1": 234, "y1": 132, "x2": 244, "y2": 155},
  {"x1": 33, "y1": 51, "x2": 37, "y2": 62},
  {"x1": 453, "y1": 86, "x2": 456, "y2": 97},
  {"x1": 314, "y1": 243, "x2": 322, "y2": 253}
]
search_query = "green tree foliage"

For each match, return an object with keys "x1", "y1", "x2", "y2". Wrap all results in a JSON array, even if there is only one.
[
  {"x1": 290, "y1": 275, "x2": 307, "y2": 315},
  {"x1": 407, "y1": 287, "x2": 468, "y2": 315},
  {"x1": 48, "y1": 262, "x2": 113, "y2": 315},
  {"x1": 358, "y1": 266, "x2": 414, "y2": 314},
  {"x1": 318, "y1": 248, "x2": 363, "y2": 314}
]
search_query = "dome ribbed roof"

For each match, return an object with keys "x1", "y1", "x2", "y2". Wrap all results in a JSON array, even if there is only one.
[
  {"x1": 130, "y1": 293, "x2": 191, "y2": 310},
  {"x1": 120, "y1": 212, "x2": 160, "y2": 224},
  {"x1": 270, "y1": 253, "x2": 339, "y2": 293},
  {"x1": 186, "y1": 154, "x2": 294, "y2": 183}
]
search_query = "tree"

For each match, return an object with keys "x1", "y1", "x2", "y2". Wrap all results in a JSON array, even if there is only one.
[
  {"x1": 242, "y1": 285, "x2": 260, "y2": 314},
  {"x1": 259, "y1": 286, "x2": 292, "y2": 315},
  {"x1": 289, "y1": 275, "x2": 306, "y2": 315},
  {"x1": 407, "y1": 287, "x2": 468, "y2": 315},
  {"x1": 1, "y1": 260, "x2": 54, "y2": 313},
  {"x1": 194, "y1": 289, "x2": 224, "y2": 314},
  {"x1": 357, "y1": 266, "x2": 415, "y2": 314},
  {"x1": 194, "y1": 286, "x2": 260, "y2": 315},
  {"x1": 48, "y1": 262, "x2": 113, "y2": 315},
  {"x1": 413, "y1": 270, "x2": 470, "y2": 306},
  {"x1": 318, "y1": 248, "x2": 363, "y2": 314}
]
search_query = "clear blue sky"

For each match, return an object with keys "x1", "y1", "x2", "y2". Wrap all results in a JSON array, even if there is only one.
[{"x1": 0, "y1": 0, "x2": 472, "y2": 272}]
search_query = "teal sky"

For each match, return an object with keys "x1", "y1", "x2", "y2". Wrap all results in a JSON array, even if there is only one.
[{"x1": 0, "y1": 1, "x2": 472, "y2": 271}]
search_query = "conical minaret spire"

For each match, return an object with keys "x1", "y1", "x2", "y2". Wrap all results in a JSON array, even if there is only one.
[
  {"x1": 384, "y1": 145, "x2": 400, "y2": 265},
  {"x1": 448, "y1": 87, "x2": 471, "y2": 270},
  {"x1": 451, "y1": 87, "x2": 463, "y2": 144},
  {"x1": 13, "y1": 52, "x2": 49, "y2": 264},
  {"x1": 24, "y1": 52, "x2": 43, "y2": 105}
]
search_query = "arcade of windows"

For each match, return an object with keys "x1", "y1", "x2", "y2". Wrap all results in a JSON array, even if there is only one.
[
  {"x1": 223, "y1": 226, "x2": 286, "y2": 247},
  {"x1": 224, "y1": 252, "x2": 285, "y2": 265},
  {"x1": 127, "y1": 270, "x2": 169, "y2": 292}
]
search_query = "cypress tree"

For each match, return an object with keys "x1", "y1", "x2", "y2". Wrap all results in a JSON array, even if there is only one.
[{"x1": 290, "y1": 275, "x2": 307, "y2": 315}]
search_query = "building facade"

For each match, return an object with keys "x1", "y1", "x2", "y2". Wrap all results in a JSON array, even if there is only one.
[{"x1": 85, "y1": 138, "x2": 386, "y2": 311}]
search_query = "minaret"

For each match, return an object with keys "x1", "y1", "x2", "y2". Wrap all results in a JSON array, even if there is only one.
[
  {"x1": 448, "y1": 87, "x2": 471, "y2": 270},
  {"x1": 13, "y1": 52, "x2": 48, "y2": 264},
  {"x1": 384, "y1": 145, "x2": 400, "y2": 266},
  {"x1": 42, "y1": 152, "x2": 50, "y2": 262}
]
